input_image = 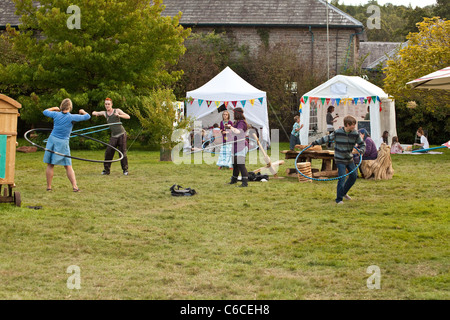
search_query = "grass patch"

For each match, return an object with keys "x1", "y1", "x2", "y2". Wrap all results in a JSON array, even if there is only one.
[{"x1": 0, "y1": 142, "x2": 449, "y2": 299}]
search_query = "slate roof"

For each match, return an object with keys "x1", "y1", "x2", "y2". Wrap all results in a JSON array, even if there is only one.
[
  {"x1": 161, "y1": 0, "x2": 363, "y2": 28},
  {"x1": 0, "y1": 0, "x2": 20, "y2": 28},
  {"x1": 1, "y1": 0, "x2": 364, "y2": 29},
  {"x1": 360, "y1": 42, "x2": 407, "y2": 69}
]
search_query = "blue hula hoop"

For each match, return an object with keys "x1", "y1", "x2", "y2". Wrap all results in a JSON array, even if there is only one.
[
  {"x1": 295, "y1": 144, "x2": 362, "y2": 181},
  {"x1": 202, "y1": 137, "x2": 258, "y2": 155}
]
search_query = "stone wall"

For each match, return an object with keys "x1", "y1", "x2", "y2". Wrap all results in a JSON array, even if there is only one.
[{"x1": 190, "y1": 25, "x2": 360, "y2": 76}]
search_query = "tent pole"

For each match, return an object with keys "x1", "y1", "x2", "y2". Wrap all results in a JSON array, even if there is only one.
[{"x1": 268, "y1": 100, "x2": 290, "y2": 141}]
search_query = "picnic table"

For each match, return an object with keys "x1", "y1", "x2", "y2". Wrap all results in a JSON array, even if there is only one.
[{"x1": 283, "y1": 148, "x2": 338, "y2": 178}]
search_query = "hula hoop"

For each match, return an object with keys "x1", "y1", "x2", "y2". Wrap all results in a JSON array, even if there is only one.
[
  {"x1": 295, "y1": 144, "x2": 362, "y2": 181},
  {"x1": 201, "y1": 137, "x2": 258, "y2": 155},
  {"x1": 24, "y1": 128, "x2": 124, "y2": 163},
  {"x1": 43, "y1": 122, "x2": 123, "y2": 142}
]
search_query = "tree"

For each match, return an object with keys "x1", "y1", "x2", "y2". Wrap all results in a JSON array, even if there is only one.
[
  {"x1": 0, "y1": 0, "x2": 190, "y2": 134},
  {"x1": 383, "y1": 17, "x2": 450, "y2": 143}
]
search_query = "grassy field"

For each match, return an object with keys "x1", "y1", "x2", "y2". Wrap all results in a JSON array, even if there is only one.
[{"x1": 0, "y1": 142, "x2": 449, "y2": 300}]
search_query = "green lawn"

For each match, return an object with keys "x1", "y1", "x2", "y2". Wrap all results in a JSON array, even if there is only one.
[{"x1": 0, "y1": 142, "x2": 449, "y2": 299}]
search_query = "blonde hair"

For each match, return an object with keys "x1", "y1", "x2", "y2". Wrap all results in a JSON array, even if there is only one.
[
  {"x1": 343, "y1": 115, "x2": 356, "y2": 127},
  {"x1": 60, "y1": 98, "x2": 73, "y2": 112},
  {"x1": 222, "y1": 111, "x2": 230, "y2": 120}
]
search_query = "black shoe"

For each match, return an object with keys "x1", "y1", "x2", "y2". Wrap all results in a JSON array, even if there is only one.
[
  {"x1": 227, "y1": 176, "x2": 238, "y2": 185},
  {"x1": 123, "y1": 170, "x2": 129, "y2": 176},
  {"x1": 239, "y1": 177, "x2": 248, "y2": 187},
  {"x1": 101, "y1": 170, "x2": 110, "y2": 175}
]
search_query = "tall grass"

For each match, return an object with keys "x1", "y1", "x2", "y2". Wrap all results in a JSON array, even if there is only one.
[{"x1": 0, "y1": 142, "x2": 448, "y2": 299}]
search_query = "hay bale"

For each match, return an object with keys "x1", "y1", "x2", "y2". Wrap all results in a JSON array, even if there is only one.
[{"x1": 360, "y1": 143, "x2": 394, "y2": 180}]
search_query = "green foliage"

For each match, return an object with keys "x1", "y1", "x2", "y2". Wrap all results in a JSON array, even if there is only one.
[
  {"x1": 331, "y1": 0, "x2": 439, "y2": 42},
  {"x1": 0, "y1": 0, "x2": 190, "y2": 143},
  {"x1": 172, "y1": 31, "x2": 239, "y2": 98},
  {"x1": 130, "y1": 88, "x2": 190, "y2": 149},
  {"x1": 384, "y1": 17, "x2": 450, "y2": 144}
]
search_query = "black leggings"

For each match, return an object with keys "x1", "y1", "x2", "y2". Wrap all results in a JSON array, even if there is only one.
[{"x1": 232, "y1": 156, "x2": 248, "y2": 178}]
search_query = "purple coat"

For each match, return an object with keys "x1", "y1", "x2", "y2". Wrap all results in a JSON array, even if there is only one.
[{"x1": 362, "y1": 137, "x2": 378, "y2": 160}]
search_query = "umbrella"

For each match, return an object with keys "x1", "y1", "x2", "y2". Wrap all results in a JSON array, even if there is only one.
[{"x1": 406, "y1": 66, "x2": 450, "y2": 90}]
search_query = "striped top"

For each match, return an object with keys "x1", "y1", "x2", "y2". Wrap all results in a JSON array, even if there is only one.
[{"x1": 312, "y1": 127, "x2": 365, "y2": 164}]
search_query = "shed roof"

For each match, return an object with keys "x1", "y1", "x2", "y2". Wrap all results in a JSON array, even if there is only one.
[
  {"x1": 0, "y1": 94, "x2": 22, "y2": 109},
  {"x1": 161, "y1": 0, "x2": 363, "y2": 28}
]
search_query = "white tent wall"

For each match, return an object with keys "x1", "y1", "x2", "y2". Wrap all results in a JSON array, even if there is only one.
[{"x1": 299, "y1": 75, "x2": 396, "y2": 149}]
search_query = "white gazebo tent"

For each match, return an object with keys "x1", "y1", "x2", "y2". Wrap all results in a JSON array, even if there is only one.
[
  {"x1": 186, "y1": 67, "x2": 270, "y2": 145},
  {"x1": 299, "y1": 75, "x2": 397, "y2": 148}
]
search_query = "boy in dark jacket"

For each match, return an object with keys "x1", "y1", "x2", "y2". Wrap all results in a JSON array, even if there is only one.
[{"x1": 310, "y1": 115, "x2": 365, "y2": 204}]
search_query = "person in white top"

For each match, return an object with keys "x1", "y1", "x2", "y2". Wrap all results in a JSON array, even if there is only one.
[{"x1": 414, "y1": 127, "x2": 429, "y2": 152}]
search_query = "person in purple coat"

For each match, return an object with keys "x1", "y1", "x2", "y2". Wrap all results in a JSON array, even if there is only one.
[
  {"x1": 353, "y1": 128, "x2": 377, "y2": 177},
  {"x1": 226, "y1": 107, "x2": 249, "y2": 187}
]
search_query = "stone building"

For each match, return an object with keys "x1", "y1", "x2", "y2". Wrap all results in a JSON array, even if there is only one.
[{"x1": 161, "y1": 0, "x2": 366, "y2": 76}]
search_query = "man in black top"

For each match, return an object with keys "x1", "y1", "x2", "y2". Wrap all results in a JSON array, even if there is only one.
[{"x1": 92, "y1": 98, "x2": 131, "y2": 175}]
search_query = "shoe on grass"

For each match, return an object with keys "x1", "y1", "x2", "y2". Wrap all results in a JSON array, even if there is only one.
[
  {"x1": 101, "y1": 170, "x2": 110, "y2": 175},
  {"x1": 123, "y1": 170, "x2": 129, "y2": 176},
  {"x1": 337, "y1": 201, "x2": 344, "y2": 205},
  {"x1": 344, "y1": 195, "x2": 352, "y2": 200}
]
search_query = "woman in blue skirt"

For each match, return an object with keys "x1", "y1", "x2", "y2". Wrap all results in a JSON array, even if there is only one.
[{"x1": 43, "y1": 98, "x2": 90, "y2": 192}]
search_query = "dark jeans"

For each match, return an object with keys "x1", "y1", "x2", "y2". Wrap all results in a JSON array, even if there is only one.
[
  {"x1": 336, "y1": 162, "x2": 357, "y2": 203},
  {"x1": 232, "y1": 156, "x2": 248, "y2": 178},
  {"x1": 104, "y1": 133, "x2": 128, "y2": 172},
  {"x1": 289, "y1": 134, "x2": 300, "y2": 150}
]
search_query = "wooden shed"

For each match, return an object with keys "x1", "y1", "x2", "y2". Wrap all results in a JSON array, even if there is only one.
[{"x1": 0, "y1": 94, "x2": 21, "y2": 206}]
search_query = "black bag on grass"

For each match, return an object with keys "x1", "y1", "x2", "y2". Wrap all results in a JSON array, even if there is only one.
[{"x1": 170, "y1": 184, "x2": 197, "y2": 196}]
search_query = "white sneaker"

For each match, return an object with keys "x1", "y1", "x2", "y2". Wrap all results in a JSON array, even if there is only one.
[
  {"x1": 337, "y1": 201, "x2": 344, "y2": 205},
  {"x1": 344, "y1": 195, "x2": 352, "y2": 200}
]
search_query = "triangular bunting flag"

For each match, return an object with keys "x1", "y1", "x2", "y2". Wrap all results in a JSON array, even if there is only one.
[
  {"x1": 353, "y1": 98, "x2": 359, "y2": 105},
  {"x1": 376, "y1": 96, "x2": 381, "y2": 103},
  {"x1": 299, "y1": 103, "x2": 303, "y2": 113},
  {"x1": 372, "y1": 96, "x2": 377, "y2": 103},
  {"x1": 321, "y1": 98, "x2": 326, "y2": 105},
  {"x1": 224, "y1": 101, "x2": 229, "y2": 107},
  {"x1": 336, "y1": 98, "x2": 341, "y2": 105},
  {"x1": 241, "y1": 100, "x2": 246, "y2": 107},
  {"x1": 326, "y1": 98, "x2": 330, "y2": 105},
  {"x1": 331, "y1": 98, "x2": 335, "y2": 105},
  {"x1": 206, "y1": 101, "x2": 212, "y2": 107},
  {"x1": 215, "y1": 101, "x2": 221, "y2": 108},
  {"x1": 300, "y1": 96, "x2": 305, "y2": 104},
  {"x1": 359, "y1": 97, "x2": 364, "y2": 104},
  {"x1": 367, "y1": 97, "x2": 372, "y2": 104},
  {"x1": 232, "y1": 101, "x2": 237, "y2": 108},
  {"x1": 258, "y1": 97, "x2": 264, "y2": 104},
  {"x1": 249, "y1": 99, "x2": 255, "y2": 106},
  {"x1": 304, "y1": 96, "x2": 309, "y2": 103},
  {"x1": 364, "y1": 99, "x2": 367, "y2": 104},
  {"x1": 198, "y1": 99, "x2": 204, "y2": 106}
]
